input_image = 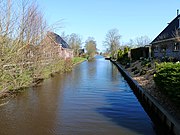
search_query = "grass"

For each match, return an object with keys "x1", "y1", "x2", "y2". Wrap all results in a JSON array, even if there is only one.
[
  {"x1": 0, "y1": 57, "x2": 87, "y2": 97},
  {"x1": 72, "y1": 57, "x2": 87, "y2": 65}
]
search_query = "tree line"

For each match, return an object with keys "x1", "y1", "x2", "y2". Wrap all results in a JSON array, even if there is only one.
[
  {"x1": 103, "y1": 28, "x2": 151, "y2": 59},
  {"x1": 64, "y1": 28, "x2": 151, "y2": 59},
  {"x1": 61, "y1": 28, "x2": 151, "y2": 60},
  {"x1": 61, "y1": 32, "x2": 98, "y2": 58}
]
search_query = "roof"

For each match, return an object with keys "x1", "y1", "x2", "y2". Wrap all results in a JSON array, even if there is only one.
[
  {"x1": 151, "y1": 14, "x2": 180, "y2": 44},
  {"x1": 47, "y1": 32, "x2": 69, "y2": 48}
]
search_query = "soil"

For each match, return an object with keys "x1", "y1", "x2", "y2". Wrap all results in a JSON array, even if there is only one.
[{"x1": 123, "y1": 60, "x2": 180, "y2": 121}]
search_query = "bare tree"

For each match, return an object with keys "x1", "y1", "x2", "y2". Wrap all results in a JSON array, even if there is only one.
[
  {"x1": 68, "y1": 33, "x2": 82, "y2": 56},
  {"x1": 126, "y1": 39, "x2": 135, "y2": 48},
  {"x1": 135, "y1": 36, "x2": 151, "y2": 47},
  {"x1": 103, "y1": 28, "x2": 121, "y2": 58},
  {"x1": 60, "y1": 31, "x2": 69, "y2": 43},
  {"x1": 0, "y1": 0, "x2": 48, "y2": 91}
]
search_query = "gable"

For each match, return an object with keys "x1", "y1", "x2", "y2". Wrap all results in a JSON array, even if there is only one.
[
  {"x1": 151, "y1": 15, "x2": 180, "y2": 44},
  {"x1": 53, "y1": 33, "x2": 69, "y2": 48},
  {"x1": 47, "y1": 32, "x2": 70, "y2": 48}
]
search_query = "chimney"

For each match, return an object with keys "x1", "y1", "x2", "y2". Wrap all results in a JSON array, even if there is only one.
[{"x1": 177, "y1": 9, "x2": 179, "y2": 16}]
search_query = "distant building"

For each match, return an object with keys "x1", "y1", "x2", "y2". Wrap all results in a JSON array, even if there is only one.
[
  {"x1": 47, "y1": 32, "x2": 69, "y2": 48},
  {"x1": 78, "y1": 48, "x2": 85, "y2": 56},
  {"x1": 151, "y1": 13, "x2": 180, "y2": 60},
  {"x1": 42, "y1": 32, "x2": 73, "y2": 59}
]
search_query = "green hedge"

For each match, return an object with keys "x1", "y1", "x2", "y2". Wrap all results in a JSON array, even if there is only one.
[{"x1": 154, "y1": 62, "x2": 180, "y2": 103}]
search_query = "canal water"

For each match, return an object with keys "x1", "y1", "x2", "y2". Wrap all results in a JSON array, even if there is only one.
[{"x1": 0, "y1": 55, "x2": 156, "y2": 135}]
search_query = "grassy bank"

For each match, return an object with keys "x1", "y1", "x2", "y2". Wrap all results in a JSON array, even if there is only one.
[
  {"x1": 72, "y1": 57, "x2": 87, "y2": 65},
  {"x1": 0, "y1": 58, "x2": 72, "y2": 97},
  {"x1": 0, "y1": 57, "x2": 87, "y2": 99}
]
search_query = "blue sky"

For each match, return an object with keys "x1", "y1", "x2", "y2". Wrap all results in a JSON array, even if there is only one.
[{"x1": 37, "y1": 0, "x2": 180, "y2": 51}]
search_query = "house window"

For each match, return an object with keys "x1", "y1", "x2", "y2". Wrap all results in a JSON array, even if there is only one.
[
  {"x1": 154, "y1": 45, "x2": 158, "y2": 51},
  {"x1": 174, "y1": 42, "x2": 179, "y2": 51}
]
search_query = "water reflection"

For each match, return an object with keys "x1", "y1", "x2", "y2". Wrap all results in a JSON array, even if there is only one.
[{"x1": 0, "y1": 56, "x2": 156, "y2": 135}]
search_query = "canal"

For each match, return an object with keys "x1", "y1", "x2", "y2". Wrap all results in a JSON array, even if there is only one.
[{"x1": 0, "y1": 55, "x2": 156, "y2": 135}]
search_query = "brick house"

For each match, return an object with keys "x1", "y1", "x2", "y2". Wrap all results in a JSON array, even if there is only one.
[
  {"x1": 42, "y1": 32, "x2": 73, "y2": 59},
  {"x1": 151, "y1": 14, "x2": 180, "y2": 61}
]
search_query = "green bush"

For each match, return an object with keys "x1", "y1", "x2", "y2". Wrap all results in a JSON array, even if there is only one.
[
  {"x1": 117, "y1": 47, "x2": 130, "y2": 65},
  {"x1": 117, "y1": 49, "x2": 124, "y2": 59},
  {"x1": 154, "y1": 62, "x2": 180, "y2": 103},
  {"x1": 1, "y1": 69, "x2": 33, "y2": 91}
]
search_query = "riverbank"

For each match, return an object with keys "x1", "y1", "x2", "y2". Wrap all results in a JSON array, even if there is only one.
[
  {"x1": 72, "y1": 57, "x2": 87, "y2": 65},
  {"x1": 0, "y1": 57, "x2": 87, "y2": 100},
  {"x1": 121, "y1": 60, "x2": 180, "y2": 120},
  {"x1": 0, "y1": 56, "x2": 157, "y2": 135},
  {"x1": 111, "y1": 59, "x2": 180, "y2": 135}
]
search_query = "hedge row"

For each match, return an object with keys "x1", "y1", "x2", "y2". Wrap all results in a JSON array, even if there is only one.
[{"x1": 154, "y1": 62, "x2": 180, "y2": 103}]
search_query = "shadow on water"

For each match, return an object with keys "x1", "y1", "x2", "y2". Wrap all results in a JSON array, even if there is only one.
[
  {"x1": 96, "y1": 95, "x2": 156, "y2": 135},
  {"x1": 96, "y1": 61, "x2": 156, "y2": 135}
]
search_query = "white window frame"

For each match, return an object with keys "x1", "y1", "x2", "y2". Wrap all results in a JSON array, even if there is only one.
[{"x1": 174, "y1": 42, "x2": 179, "y2": 51}]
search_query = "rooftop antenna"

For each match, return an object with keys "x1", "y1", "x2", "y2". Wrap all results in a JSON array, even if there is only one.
[{"x1": 177, "y1": 9, "x2": 179, "y2": 16}]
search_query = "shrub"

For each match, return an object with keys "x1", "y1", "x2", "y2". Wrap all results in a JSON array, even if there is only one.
[
  {"x1": 140, "y1": 69, "x2": 147, "y2": 76},
  {"x1": 2, "y1": 69, "x2": 33, "y2": 91},
  {"x1": 117, "y1": 47, "x2": 130, "y2": 65},
  {"x1": 154, "y1": 62, "x2": 180, "y2": 103}
]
